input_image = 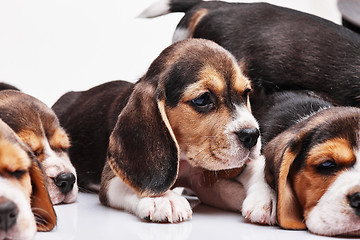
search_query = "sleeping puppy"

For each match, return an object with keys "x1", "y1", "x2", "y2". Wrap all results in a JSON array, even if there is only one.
[
  {"x1": 0, "y1": 118, "x2": 56, "y2": 240},
  {"x1": 52, "y1": 39, "x2": 276, "y2": 224},
  {"x1": 0, "y1": 90, "x2": 78, "y2": 205},
  {"x1": 256, "y1": 91, "x2": 360, "y2": 236},
  {"x1": 140, "y1": 0, "x2": 360, "y2": 107}
]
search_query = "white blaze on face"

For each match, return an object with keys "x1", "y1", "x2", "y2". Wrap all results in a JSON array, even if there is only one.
[
  {"x1": 41, "y1": 138, "x2": 78, "y2": 204},
  {"x1": 222, "y1": 105, "x2": 261, "y2": 168}
]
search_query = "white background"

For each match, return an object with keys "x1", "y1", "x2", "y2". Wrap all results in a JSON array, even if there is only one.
[{"x1": 0, "y1": 0, "x2": 347, "y2": 239}]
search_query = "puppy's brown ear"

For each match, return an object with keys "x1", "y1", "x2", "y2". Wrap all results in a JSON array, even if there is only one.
[
  {"x1": 29, "y1": 158, "x2": 57, "y2": 231},
  {"x1": 107, "y1": 81, "x2": 179, "y2": 197},
  {"x1": 264, "y1": 133, "x2": 307, "y2": 230}
]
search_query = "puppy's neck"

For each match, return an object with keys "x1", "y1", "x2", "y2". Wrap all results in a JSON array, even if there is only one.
[{"x1": 175, "y1": 155, "x2": 245, "y2": 190}]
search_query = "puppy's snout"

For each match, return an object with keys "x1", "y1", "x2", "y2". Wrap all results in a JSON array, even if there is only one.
[
  {"x1": 54, "y1": 173, "x2": 76, "y2": 194},
  {"x1": 0, "y1": 197, "x2": 18, "y2": 231},
  {"x1": 236, "y1": 128, "x2": 260, "y2": 150},
  {"x1": 348, "y1": 192, "x2": 360, "y2": 216}
]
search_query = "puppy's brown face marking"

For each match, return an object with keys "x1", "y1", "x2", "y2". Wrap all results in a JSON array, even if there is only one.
[
  {"x1": 49, "y1": 128, "x2": 71, "y2": 152},
  {"x1": 0, "y1": 139, "x2": 32, "y2": 198},
  {"x1": 162, "y1": 39, "x2": 258, "y2": 170},
  {"x1": 17, "y1": 130, "x2": 42, "y2": 160},
  {"x1": 17, "y1": 128, "x2": 70, "y2": 162},
  {"x1": 293, "y1": 138, "x2": 356, "y2": 217}
]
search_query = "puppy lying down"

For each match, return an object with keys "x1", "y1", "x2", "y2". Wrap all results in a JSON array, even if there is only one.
[
  {"x1": 256, "y1": 91, "x2": 360, "y2": 236},
  {"x1": 0, "y1": 118, "x2": 56, "y2": 240},
  {"x1": 53, "y1": 39, "x2": 276, "y2": 224},
  {"x1": 0, "y1": 89, "x2": 78, "y2": 205}
]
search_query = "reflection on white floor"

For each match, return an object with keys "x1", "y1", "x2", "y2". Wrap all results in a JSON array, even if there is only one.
[{"x1": 36, "y1": 192, "x2": 349, "y2": 240}]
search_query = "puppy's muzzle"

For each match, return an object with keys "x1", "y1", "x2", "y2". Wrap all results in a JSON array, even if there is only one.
[
  {"x1": 236, "y1": 128, "x2": 260, "y2": 150},
  {"x1": 348, "y1": 192, "x2": 360, "y2": 217},
  {"x1": 54, "y1": 172, "x2": 76, "y2": 194},
  {"x1": 0, "y1": 197, "x2": 18, "y2": 232}
]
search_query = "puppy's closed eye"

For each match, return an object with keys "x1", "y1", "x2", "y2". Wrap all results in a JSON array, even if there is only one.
[
  {"x1": 34, "y1": 148, "x2": 43, "y2": 157},
  {"x1": 315, "y1": 159, "x2": 337, "y2": 174},
  {"x1": 10, "y1": 169, "x2": 27, "y2": 179}
]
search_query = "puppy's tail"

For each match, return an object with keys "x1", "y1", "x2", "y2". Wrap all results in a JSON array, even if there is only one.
[{"x1": 138, "y1": 0, "x2": 202, "y2": 18}]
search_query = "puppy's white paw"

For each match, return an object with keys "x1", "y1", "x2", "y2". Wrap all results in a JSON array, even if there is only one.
[
  {"x1": 242, "y1": 186, "x2": 277, "y2": 225},
  {"x1": 136, "y1": 190, "x2": 192, "y2": 223}
]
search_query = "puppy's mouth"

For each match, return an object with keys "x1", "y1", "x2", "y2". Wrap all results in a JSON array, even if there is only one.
[
  {"x1": 214, "y1": 151, "x2": 250, "y2": 170},
  {"x1": 337, "y1": 228, "x2": 360, "y2": 237},
  {"x1": 188, "y1": 149, "x2": 251, "y2": 171},
  {"x1": 336, "y1": 208, "x2": 360, "y2": 237}
]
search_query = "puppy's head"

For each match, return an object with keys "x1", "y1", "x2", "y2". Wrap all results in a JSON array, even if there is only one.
[
  {"x1": 264, "y1": 107, "x2": 360, "y2": 236},
  {"x1": 108, "y1": 39, "x2": 260, "y2": 197},
  {"x1": 0, "y1": 90, "x2": 78, "y2": 205},
  {"x1": 0, "y1": 119, "x2": 56, "y2": 240}
]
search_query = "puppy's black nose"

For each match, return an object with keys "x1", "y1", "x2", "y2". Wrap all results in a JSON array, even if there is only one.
[
  {"x1": 54, "y1": 173, "x2": 76, "y2": 194},
  {"x1": 237, "y1": 128, "x2": 260, "y2": 150},
  {"x1": 0, "y1": 197, "x2": 18, "y2": 231},
  {"x1": 348, "y1": 192, "x2": 360, "y2": 216}
]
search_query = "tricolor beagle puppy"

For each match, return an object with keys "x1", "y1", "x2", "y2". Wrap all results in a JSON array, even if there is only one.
[
  {"x1": 52, "y1": 39, "x2": 276, "y2": 224},
  {"x1": 0, "y1": 89, "x2": 78, "y2": 205},
  {"x1": 256, "y1": 91, "x2": 360, "y2": 236},
  {"x1": 140, "y1": 0, "x2": 360, "y2": 107},
  {"x1": 0, "y1": 118, "x2": 56, "y2": 240}
]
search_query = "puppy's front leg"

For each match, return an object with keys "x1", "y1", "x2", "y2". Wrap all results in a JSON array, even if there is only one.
[
  {"x1": 100, "y1": 164, "x2": 192, "y2": 223},
  {"x1": 237, "y1": 155, "x2": 276, "y2": 225}
]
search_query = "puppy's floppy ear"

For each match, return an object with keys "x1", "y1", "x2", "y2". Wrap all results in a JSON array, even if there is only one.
[
  {"x1": 107, "y1": 81, "x2": 179, "y2": 197},
  {"x1": 29, "y1": 157, "x2": 57, "y2": 231},
  {"x1": 264, "y1": 132, "x2": 307, "y2": 230}
]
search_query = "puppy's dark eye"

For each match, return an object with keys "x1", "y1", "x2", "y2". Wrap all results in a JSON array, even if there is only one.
[
  {"x1": 192, "y1": 93, "x2": 211, "y2": 106},
  {"x1": 190, "y1": 92, "x2": 214, "y2": 113},
  {"x1": 34, "y1": 148, "x2": 43, "y2": 157},
  {"x1": 316, "y1": 160, "x2": 337, "y2": 174},
  {"x1": 53, "y1": 146, "x2": 69, "y2": 153},
  {"x1": 10, "y1": 170, "x2": 27, "y2": 179}
]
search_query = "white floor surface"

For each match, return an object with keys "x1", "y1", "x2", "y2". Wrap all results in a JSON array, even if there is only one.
[{"x1": 36, "y1": 192, "x2": 353, "y2": 240}]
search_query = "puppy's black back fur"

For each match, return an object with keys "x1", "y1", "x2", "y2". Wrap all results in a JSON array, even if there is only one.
[
  {"x1": 52, "y1": 81, "x2": 134, "y2": 189},
  {"x1": 0, "y1": 82, "x2": 20, "y2": 91},
  {"x1": 170, "y1": 1, "x2": 360, "y2": 107},
  {"x1": 254, "y1": 91, "x2": 333, "y2": 146}
]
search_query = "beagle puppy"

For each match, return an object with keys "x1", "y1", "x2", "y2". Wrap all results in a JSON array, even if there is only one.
[
  {"x1": 52, "y1": 39, "x2": 276, "y2": 224},
  {"x1": 140, "y1": 0, "x2": 360, "y2": 107},
  {"x1": 0, "y1": 118, "x2": 56, "y2": 240},
  {"x1": 0, "y1": 89, "x2": 78, "y2": 205},
  {"x1": 256, "y1": 91, "x2": 360, "y2": 236}
]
